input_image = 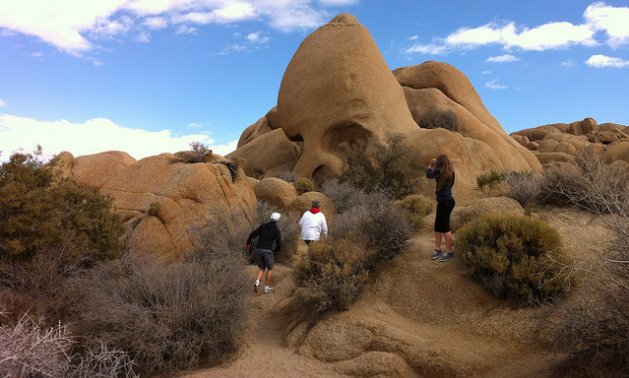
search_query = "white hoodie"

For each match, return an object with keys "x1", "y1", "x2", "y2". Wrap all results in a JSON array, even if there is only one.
[{"x1": 299, "y1": 210, "x2": 328, "y2": 241}]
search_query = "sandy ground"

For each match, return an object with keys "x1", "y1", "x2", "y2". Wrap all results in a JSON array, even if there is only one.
[{"x1": 181, "y1": 206, "x2": 608, "y2": 378}]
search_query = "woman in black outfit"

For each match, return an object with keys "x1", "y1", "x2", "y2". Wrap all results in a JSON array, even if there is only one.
[{"x1": 426, "y1": 155, "x2": 456, "y2": 262}]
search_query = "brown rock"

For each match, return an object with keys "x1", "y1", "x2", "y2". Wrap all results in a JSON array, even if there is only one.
[
  {"x1": 290, "y1": 192, "x2": 336, "y2": 221},
  {"x1": 568, "y1": 117, "x2": 597, "y2": 136},
  {"x1": 536, "y1": 152, "x2": 574, "y2": 165},
  {"x1": 277, "y1": 13, "x2": 418, "y2": 182},
  {"x1": 253, "y1": 177, "x2": 298, "y2": 209},
  {"x1": 228, "y1": 128, "x2": 301, "y2": 179},
  {"x1": 70, "y1": 151, "x2": 137, "y2": 189},
  {"x1": 100, "y1": 154, "x2": 256, "y2": 259},
  {"x1": 604, "y1": 142, "x2": 629, "y2": 164},
  {"x1": 334, "y1": 351, "x2": 414, "y2": 377}
]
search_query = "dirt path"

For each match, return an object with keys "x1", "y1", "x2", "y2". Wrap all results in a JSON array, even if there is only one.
[
  {"x1": 180, "y1": 265, "x2": 346, "y2": 378},
  {"x1": 182, "y1": 208, "x2": 601, "y2": 377}
]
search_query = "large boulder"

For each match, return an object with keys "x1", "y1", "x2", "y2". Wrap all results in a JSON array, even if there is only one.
[
  {"x1": 231, "y1": 13, "x2": 541, "y2": 202},
  {"x1": 99, "y1": 154, "x2": 256, "y2": 259},
  {"x1": 49, "y1": 150, "x2": 136, "y2": 189},
  {"x1": 254, "y1": 177, "x2": 299, "y2": 209},
  {"x1": 276, "y1": 13, "x2": 419, "y2": 182}
]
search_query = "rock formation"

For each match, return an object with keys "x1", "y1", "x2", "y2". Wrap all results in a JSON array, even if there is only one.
[
  {"x1": 511, "y1": 118, "x2": 629, "y2": 165},
  {"x1": 49, "y1": 151, "x2": 256, "y2": 259},
  {"x1": 229, "y1": 13, "x2": 541, "y2": 201}
]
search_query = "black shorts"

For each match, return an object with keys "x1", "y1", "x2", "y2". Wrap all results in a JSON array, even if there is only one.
[
  {"x1": 256, "y1": 249, "x2": 274, "y2": 270},
  {"x1": 434, "y1": 199, "x2": 455, "y2": 233}
]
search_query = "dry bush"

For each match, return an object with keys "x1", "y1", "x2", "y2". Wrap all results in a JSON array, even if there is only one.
[
  {"x1": 393, "y1": 194, "x2": 434, "y2": 231},
  {"x1": 0, "y1": 243, "x2": 86, "y2": 324},
  {"x1": 541, "y1": 151, "x2": 629, "y2": 376},
  {"x1": 290, "y1": 238, "x2": 369, "y2": 322},
  {"x1": 503, "y1": 170, "x2": 541, "y2": 215},
  {"x1": 339, "y1": 133, "x2": 423, "y2": 199},
  {"x1": 172, "y1": 141, "x2": 212, "y2": 163},
  {"x1": 0, "y1": 314, "x2": 136, "y2": 378},
  {"x1": 419, "y1": 108, "x2": 460, "y2": 132},
  {"x1": 69, "y1": 248, "x2": 250, "y2": 376},
  {"x1": 455, "y1": 214, "x2": 571, "y2": 306},
  {"x1": 293, "y1": 177, "x2": 317, "y2": 194},
  {"x1": 332, "y1": 189, "x2": 414, "y2": 263},
  {"x1": 321, "y1": 179, "x2": 369, "y2": 214}
]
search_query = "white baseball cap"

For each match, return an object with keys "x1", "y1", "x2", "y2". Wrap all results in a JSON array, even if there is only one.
[{"x1": 270, "y1": 212, "x2": 281, "y2": 222}]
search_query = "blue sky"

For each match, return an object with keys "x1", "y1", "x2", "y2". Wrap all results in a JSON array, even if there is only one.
[{"x1": 1, "y1": 0, "x2": 628, "y2": 161}]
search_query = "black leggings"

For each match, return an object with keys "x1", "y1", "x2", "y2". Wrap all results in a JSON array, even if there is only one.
[{"x1": 434, "y1": 199, "x2": 455, "y2": 233}]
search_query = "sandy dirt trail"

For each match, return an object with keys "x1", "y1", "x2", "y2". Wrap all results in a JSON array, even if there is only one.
[{"x1": 182, "y1": 207, "x2": 604, "y2": 377}]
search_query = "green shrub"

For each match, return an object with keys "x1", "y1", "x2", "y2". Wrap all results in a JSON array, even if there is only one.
[
  {"x1": 147, "y1": 202, "x2": 161, "y2": 217},
  {"x1": 293, "y1": 177, "x2": 316, "y2": 194},
  {"x1": 70, "y1": 249, "x2": 250, "y2": 376},
  {"x1": 475, "y1": 169, "x2": 505, "y2": 191},
  {"x1": 455, "y1": 214, "x2": 571, "y2": 306},
  {"x1": 393, "y1": 194, "x2": 434, "y2": 230},
  {"x1": 291, "y1": 238, "x2": 369, "y2": 320},
  {"x1": 339, "y1": 133, "x2": 422, "y2": 199},
  {"x1": 0, "y1": 150, "x2": 122, "y2": 265},
  {"x1": 321, "y1": 179, "x2": 369, "y2": 214}
]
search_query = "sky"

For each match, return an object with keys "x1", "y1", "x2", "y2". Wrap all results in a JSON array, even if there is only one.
[{"x1": 1, "y1": 0, "x2": 628, "y2": 161}]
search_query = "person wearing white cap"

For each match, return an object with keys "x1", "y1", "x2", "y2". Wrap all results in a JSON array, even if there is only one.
[
  {"x1": 299, "y1": 200, "x2": 328, "y2": 246},
  {"x1": 246, "y1": 212, "x2": 282, "y2": 294}
]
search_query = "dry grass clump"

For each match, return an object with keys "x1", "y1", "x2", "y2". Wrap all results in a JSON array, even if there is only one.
[
  {"x1": 503, "y1": 171, "x2": 541, "y2": 214},
  {"x1": 475, "y1": 169, "x2": 505, "y2": 191},
  {"x1": 69, "y1": 247, "x2": 250, "y2": 376},
  {"x1": 541, "y1": 151, "x2": 629, "y2": 376},
  {"x1": 456, "y1": 214, "x2": 571, "y2": 306},
  {"x1": 419, "y1": 108, "x2": 460, "y2": 132}
]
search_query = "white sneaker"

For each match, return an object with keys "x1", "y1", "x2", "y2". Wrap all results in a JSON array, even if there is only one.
[{"x1": 264, "y1": 286, "x2": 273, "y2": 294}]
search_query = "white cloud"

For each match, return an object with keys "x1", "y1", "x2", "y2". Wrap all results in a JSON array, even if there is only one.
[
  {"x1": 481, "y1": 70, "x2": 492, "y2": 75},
  {"x1": 561, "y1": 59, "x2": 576, "y2": 66},
  {"x1": 586, "y1": 54, "x2": 629, "y2": 68},
  {"x1": 584, "y1": 2, "x2": 629, "y2": 48},
  {"x1": 246, "y1": 31, "x2": 269, "y2": 44},
  {"x1": 318, "y1": 0, "x2": 359, "y2": 6},
  {"x1": 219, "y1": 43, "x2": 249, "y2": 55},
  {"x1": 486, "y1": 54, "x2": 520, "y2": 63},
  {"x1": 0, "y1": 0, "x2": 360, "y2": 56},
  {"x1": 408, "y1": 35, "x2": 418, "y2": 41},
  {"x1": 135, "y1": 31, "x2": 151, "y2": 43},
  {"x1": 485, "y1": 79, "x2": 507, "y2": 90},
  {"x1": 175, "y1": 24, "x2": 198, "y2": 34},
  {"x1": 405, "y1": 43, "x2": 448, "y2": 55},
  {"x1": 0, "y1": 98, "x2": 7, "y2": 107},
  {"x1": 0, "y1": 114, "x2": 237, "y2": 161},
  {"x1": 405, "y1": 2, "x2": 629, "y2": 56},
  {"x1": 31, "y1": 51, "x2": 43, "y2": 57}
]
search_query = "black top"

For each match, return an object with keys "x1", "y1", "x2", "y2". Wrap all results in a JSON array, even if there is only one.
[
  {"x1": 247, "y1": 222, "x2": 282, "y2": 253},
  {"x1": 426, "y1": 167, "x2": 455, "y2": 202}
]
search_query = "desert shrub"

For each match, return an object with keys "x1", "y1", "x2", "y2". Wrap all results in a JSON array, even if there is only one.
[
  {"x1": 291, "y1": 238, "x2": 369, "y2": 320},
  {"x1": 69, "y1": 247, "x2": 250, "y2": 376},
  {"x1": 455, "y1": 214, "x2": 571, "y2": 306},
  {"x1": 293, "y1": 177, "x2": 316, "y2": 194},
  {"x1": 419, "y1": 109, "x2": 460, "y2": 131},
  {"x1": 475, "y1": 169, "x2": 505, "y2": 191},
  {"x1": 147, "y1": 201, "x2": 161, "y2": 217},
  {"x1": 543, "y1": 152, "x2": 629, "y2": 376},
  {"x1": 393, "y1": 194, "x2": 434, "y2": 230},
  {"x1": 321, "y1": 179, "x2": 369, "y2": 214},
  {"x1": 333, "y1": 189, "x2": 414, "y2": 263},
  {"x1": 0, "y1": 314, "x2": 136, "y2": 378},
  {"x1": 339, "y1": 133, "x2": 423, "y2": 199},
  {"x1": 0, "y1": 244, "x2": 87, "y2": 323},
  {"x1": 0, "y1": 150, "x2": 122, "y2": 265},
  {"x1": 503, "y1": 170, "x2": 541, "y2": 214},
  {"x1": 172, "y1": 141, "x2": 212, "y2": 163}
]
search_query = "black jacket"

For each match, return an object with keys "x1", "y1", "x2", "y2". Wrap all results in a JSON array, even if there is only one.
[{"x1": 247, "y1": 222, "x2": 281, "y2": 253}]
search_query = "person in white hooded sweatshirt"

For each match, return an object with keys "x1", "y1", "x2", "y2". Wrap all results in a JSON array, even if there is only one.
[{"x1": 299, "y1": 200, "x2": 328, "y2": 245}]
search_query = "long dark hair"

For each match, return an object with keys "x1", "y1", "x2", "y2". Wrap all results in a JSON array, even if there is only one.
[{"x1": 435, "y1": 154, "x2": 455, "y2": 192}]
